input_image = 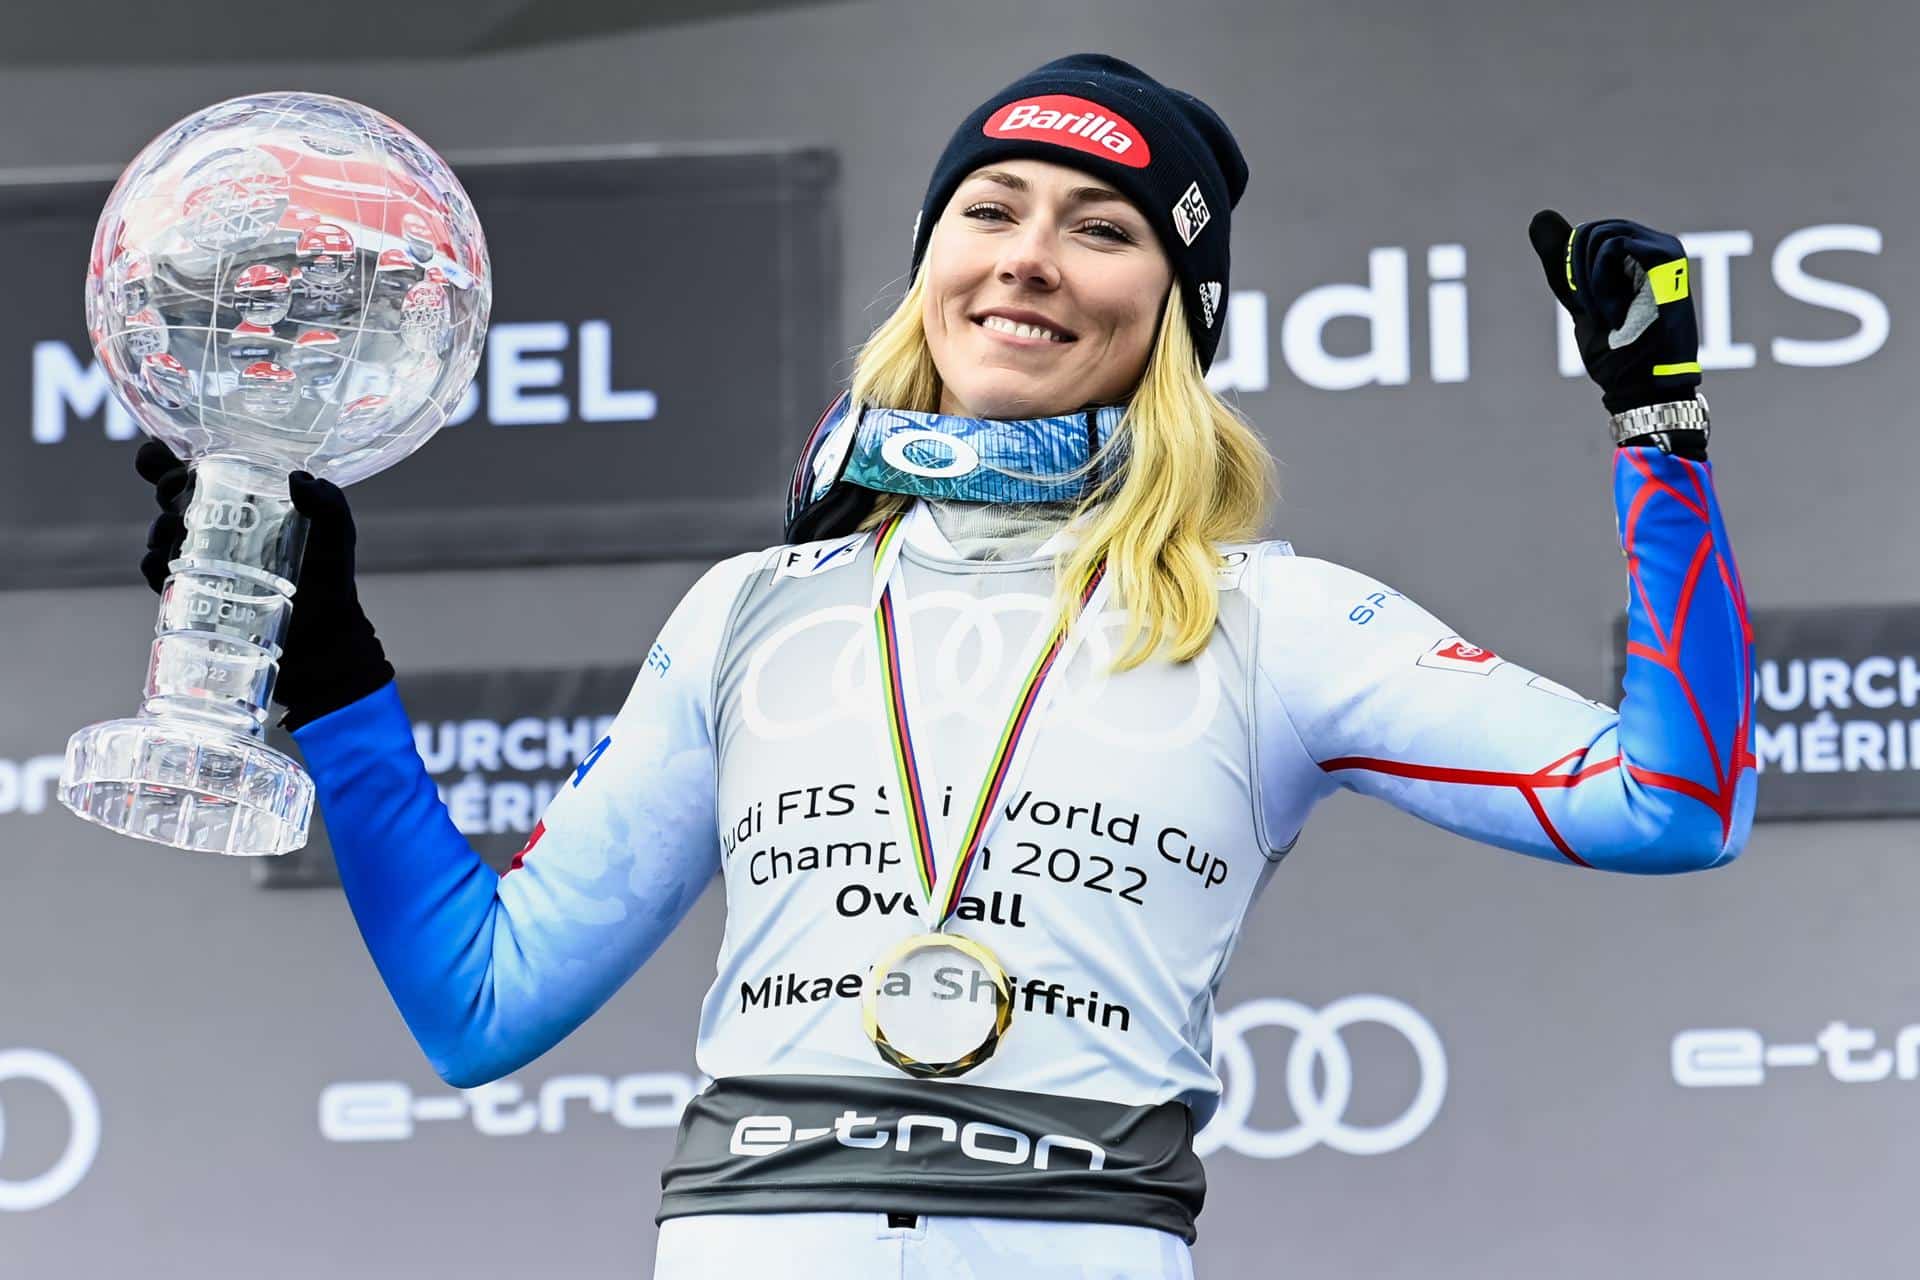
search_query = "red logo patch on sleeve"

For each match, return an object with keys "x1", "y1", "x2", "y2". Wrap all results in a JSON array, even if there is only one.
[{"x1": 1416, "y1": 636, "x2": 1505, "y2": 675}]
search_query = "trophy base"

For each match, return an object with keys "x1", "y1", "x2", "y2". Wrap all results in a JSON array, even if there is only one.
[{"x1": 59, "y1": 718, "x2": 313, "y2": 856}]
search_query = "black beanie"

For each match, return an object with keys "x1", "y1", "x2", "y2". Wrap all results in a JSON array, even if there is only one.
[{"x1": 909, "y1": 53, "x2": 1249, "y2": 372}]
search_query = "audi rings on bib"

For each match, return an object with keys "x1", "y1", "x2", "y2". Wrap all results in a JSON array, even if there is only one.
[
  {"x1": 739, "y1": 593, "x2": 1222, "y2": 750},
  {"x1": 0, "y1": 1049, "x2": 101, "y2": 1212},
  {"x1": 1195, "y1": 996, "x2": 1446, "y2": 1159}
]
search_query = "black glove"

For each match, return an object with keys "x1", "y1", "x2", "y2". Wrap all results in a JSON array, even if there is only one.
[
  {"x1": 1529, "y1": 210, "x2": 1707, "y2": 457},
  {"x1": 135, "y1": 441, "x2": 394, "y2": 730}
]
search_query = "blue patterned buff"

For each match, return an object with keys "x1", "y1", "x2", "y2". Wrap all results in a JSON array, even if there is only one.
[{"x1": 841, "y1": 405, "x2": 1130, "y2": 505}]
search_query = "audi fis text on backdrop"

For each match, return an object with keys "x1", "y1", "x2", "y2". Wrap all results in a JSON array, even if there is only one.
[{"x1": 25, "y1": 221, "x2": 1886, "y2": 446}]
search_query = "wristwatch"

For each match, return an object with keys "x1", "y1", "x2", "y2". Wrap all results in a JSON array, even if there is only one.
[{"x1": 1609, "y1": 394, "x2": 1711, "y2": 452}]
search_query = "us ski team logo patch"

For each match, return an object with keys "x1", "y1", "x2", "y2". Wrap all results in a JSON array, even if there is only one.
[{"x1": 1171, "y1": 182, "x2": 1211, "y2": 245}]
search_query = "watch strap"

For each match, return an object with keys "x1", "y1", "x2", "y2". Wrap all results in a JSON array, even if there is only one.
[{"x1": 1610, "y1": 394, "x2": 1711, "y2": 451}]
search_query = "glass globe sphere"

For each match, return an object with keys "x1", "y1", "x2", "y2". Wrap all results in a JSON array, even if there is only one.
[
  {"x1": 86, "y1": 92, "x2": 490, "y2": 486},
  {"x1": 59, "y1": 94, "x2": 490, "y2": 857}
]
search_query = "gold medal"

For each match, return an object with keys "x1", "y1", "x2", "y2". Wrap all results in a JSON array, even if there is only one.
[{"x1": 861, "y1": 932, "x2": 1013, "y2": 1078}]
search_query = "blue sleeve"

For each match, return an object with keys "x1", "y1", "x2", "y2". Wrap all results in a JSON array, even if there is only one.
[
  {"x1": 1256, "y1": 446, "x2": 1755, "y2": 873},
  {"x1": 292, "y1": 552, "x2": 764, "y2": 1087}
]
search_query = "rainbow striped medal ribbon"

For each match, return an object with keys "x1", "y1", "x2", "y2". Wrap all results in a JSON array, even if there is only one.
[{"x1": 857, "y1": 507, "x2": 1111, "y2": 1079}]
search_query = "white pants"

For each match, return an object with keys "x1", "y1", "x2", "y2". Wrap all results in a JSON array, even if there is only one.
[{"x1": 654, "y1": 1212, "x2": 1196, "y2": 1279}]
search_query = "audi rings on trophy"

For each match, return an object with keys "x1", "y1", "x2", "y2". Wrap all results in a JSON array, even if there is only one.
[
  {"x1": 1194, "y1": 995, "x2": 1447, "y2": 1159},
  {"x1": 59, "y1": 93, "x2": 491, "y2": 855}
]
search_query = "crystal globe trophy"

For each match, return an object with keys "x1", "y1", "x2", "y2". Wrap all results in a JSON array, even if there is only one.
[{"x1": 59, "y1": 93, "x2": 491, "y2": 855}]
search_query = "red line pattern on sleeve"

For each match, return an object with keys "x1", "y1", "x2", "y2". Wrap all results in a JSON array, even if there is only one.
[
  {"x1": 1316, "y1": 748, "x2": 1620, "y2": 867},
  {"x1": 1317, "y1": 450, "x2": 1753, "y2": 867}
]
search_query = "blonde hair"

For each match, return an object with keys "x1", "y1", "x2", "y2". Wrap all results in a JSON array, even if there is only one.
[{"x1": 848, "y1": 271, "x2": 1274, "y2": 670}]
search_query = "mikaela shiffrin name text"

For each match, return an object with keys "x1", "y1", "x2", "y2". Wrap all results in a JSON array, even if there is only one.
[
  {"x1": 720, "y1": 784, "x2": 1232, "y2": 903},
  {"x1": 739, "y1": 966, "x2": 1134, "y2": 1033}
]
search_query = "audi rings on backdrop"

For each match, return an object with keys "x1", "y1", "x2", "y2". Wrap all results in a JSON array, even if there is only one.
[
  {"x1": 0, "y1": 1049, "x2": 100, "y2": 1212},
  {"x1": 1196, "y1": 996, "x2": 1447, "y2": 1160}
]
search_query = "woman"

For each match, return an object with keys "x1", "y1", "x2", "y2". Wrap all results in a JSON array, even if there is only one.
[{"x1": 139, "y1": 54, "x2": 1753, "y2": 1280}]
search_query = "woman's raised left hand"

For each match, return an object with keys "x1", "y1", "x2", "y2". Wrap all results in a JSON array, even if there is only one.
[{"x1": 1528, "y1": 210, "x2": 1702, "y2": 416}]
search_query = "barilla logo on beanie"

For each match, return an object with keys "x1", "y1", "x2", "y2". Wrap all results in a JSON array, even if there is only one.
[{"x1": 982, "y1": 94, "x2": 1151, "y2": 168}]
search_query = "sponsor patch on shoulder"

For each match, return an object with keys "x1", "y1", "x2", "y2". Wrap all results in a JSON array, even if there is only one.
[
  {"x1": 775, "y1": 535, "x2": 863, "y2": 580},
  {"x1": 1416, "y1": 635, "x2": 1505, "y2": 675}
]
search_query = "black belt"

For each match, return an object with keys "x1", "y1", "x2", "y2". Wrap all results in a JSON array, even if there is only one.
[{"x1": 657, "y1": 1073, "x2": 1208, "y2": 1243}]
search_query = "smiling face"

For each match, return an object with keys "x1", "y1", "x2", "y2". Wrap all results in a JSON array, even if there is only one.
[{"x1": 921, "y1": 159, "x2": 1173, "y2": 419}]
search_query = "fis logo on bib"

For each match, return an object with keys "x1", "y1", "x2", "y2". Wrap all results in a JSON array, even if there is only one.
[
  {"x1": 983, "y1": 94, "x2": 1150, "y2": 168},
  {"x1": 775, "y1": 536, "x2": 864, "y2": 580},
  {"x1": 1416, "y1": 636, "x2": 1504, "y2": 676}
]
